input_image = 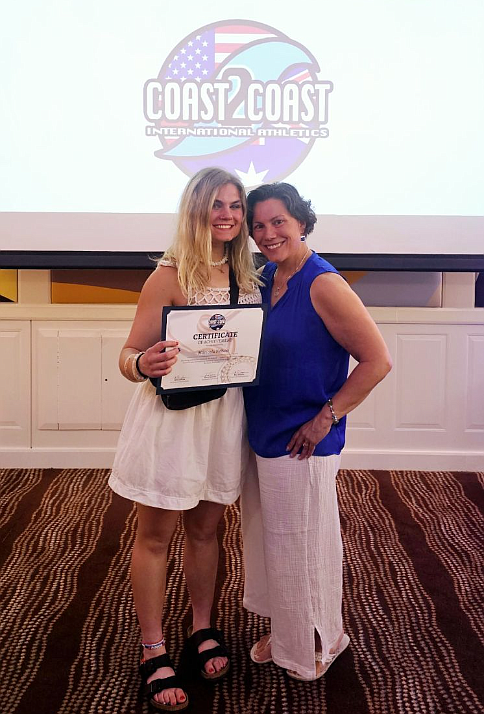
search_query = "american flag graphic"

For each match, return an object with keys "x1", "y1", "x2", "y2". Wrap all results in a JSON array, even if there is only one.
[
  {"x1": 283, "y1": 68, "x2": 313, "y2": 83},
  {"x1": 164, "y1": 23, "x2": 277, "y2": 83}
]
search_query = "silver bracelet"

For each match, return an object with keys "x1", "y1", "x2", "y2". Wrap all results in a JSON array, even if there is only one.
[{"x1": 326, "y1": 398, "x2": 340, "y2": 426}]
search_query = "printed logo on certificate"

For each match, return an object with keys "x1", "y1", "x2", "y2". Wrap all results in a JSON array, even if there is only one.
[{"x1": 157, "y1": 304, "x2": 267, "y2": 393}]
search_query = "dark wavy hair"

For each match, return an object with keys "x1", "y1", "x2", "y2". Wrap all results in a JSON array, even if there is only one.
[{"x1": 246, "y1": 182, "x2": 317, "y2": 237}]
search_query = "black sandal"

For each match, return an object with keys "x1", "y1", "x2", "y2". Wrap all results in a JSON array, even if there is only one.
[
  {"x1": 186, "y1": 626, "x2": 230, "y2": 681},
  {"x1": 139, "y1": 652, "x2": 189, "y2": 711}
]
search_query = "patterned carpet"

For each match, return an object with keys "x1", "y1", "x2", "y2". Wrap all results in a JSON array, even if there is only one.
[{"x1": 0, "y1": 468, "x2": 483, "y2": 714}]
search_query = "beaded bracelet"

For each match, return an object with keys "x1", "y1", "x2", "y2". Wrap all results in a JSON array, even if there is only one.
[
  {"x1": 326, "y1": 398, "x2": 340, "y2": 426},
  {"x1": 142, "y1": 636, "x2": 166, "y2": 650}
]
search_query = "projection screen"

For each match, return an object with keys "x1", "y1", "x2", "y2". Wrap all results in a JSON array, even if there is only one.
[{"x1": 1, "y1": 1, "x2": 483, "y2": 268}]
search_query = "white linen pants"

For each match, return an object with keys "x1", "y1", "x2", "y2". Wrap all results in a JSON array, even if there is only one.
[{"x1": 241, "y1": 452, "x2": 343, "y2": 679}]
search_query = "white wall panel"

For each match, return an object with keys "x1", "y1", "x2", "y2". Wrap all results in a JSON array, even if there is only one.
[
  {"x1": 58, "y1": 331, "x2": 102, "y2": 430},
  {"x1": 34, "y1": 328, "x2": 59, "y2": 430},
  {"x1": 344, "y1": 319, "x2": 484, "y2": 466},
  {"x1": 466, "y1": 335, "x2": 484, "y2": 431},
  {"x1": 395, "y1": 334, "x2": 446, "y2": 429},
  {"x1": 32, "y1": 321, "x2": 132, "y2": 441},
  {"x1": 0, "y1": 322, "x2": 30, "y2": 448},
  {"x1": 101, "y1": 331, "x2": 137, "y2": 430}
]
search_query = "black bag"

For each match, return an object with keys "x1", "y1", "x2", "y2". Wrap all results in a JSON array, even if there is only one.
[
  {"x1": 158, "y1": 268, "x2": 239, "y2": 410},
  {"x1": 160, "y1": 385, "x2": 227, "y2": 410}
]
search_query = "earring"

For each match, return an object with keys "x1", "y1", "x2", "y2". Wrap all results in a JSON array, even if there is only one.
[{"x1": 300, "y1": 235, "x2": 306, "y2": 241}]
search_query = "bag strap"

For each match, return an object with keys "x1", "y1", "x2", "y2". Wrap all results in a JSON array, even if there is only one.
[{"x1": 229, "y1": 266, "x2": 239, "y2": 304}]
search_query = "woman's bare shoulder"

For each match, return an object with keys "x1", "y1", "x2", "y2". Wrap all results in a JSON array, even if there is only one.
[
  {"x1": 311, "y1": 270, "x2": 352, "y2": 295},
  {"x1": 144, "y1": 264, "x2": 178, "y2": 287},
  {"x1": 138, "y1": 264, "x2": 183, "y2": 304},
  {"x1": 310, "y1": 271, "x2": 367, "y2": 321}
]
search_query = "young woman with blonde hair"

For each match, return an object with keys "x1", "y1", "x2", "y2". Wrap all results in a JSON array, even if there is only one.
[{"x1": 109, "y1": 167, "x2": 260, "y2": 711}]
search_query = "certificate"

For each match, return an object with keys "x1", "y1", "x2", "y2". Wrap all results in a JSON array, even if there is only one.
[{"x1": 157, "y1": 304, "x2": 267, "y2": 393}]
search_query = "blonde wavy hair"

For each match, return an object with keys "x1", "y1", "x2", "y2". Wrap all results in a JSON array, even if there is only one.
[{"x1": 160, "y1": 167, "x2": 259, "y2": 295}]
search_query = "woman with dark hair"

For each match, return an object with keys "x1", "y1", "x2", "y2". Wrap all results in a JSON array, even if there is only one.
[
  {"x1": 242, "y1": 182, "x2": 392, "y2": 681},
  {"x1": 109, "y1": 167, "x2": 260, "y2": 710}
]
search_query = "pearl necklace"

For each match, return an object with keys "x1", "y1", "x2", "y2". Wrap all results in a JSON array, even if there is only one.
[
  {"x1": 209, "y1": 253, "x2": 228, "y2": 267},
  {"x1": 273, "y1": 247, "x2": 311, "y2": 298}
]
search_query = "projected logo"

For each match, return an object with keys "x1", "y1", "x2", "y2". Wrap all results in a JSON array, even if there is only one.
[{"x1": 144, "y1": 20, "x2": 332, "y2": 185}]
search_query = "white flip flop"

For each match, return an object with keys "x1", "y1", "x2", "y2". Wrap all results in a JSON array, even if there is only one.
[
  {"x1": 250, "y1": 634, "x2": 273, "y2": 664},
  {"x1": 286, "y1": 633, "x2": 350, "y2": 681}
]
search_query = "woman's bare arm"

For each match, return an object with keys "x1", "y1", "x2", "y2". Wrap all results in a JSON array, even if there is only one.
[
  {"x1": 287, "y1": 272, "x2": 392, "y2": 457},
  {"x1": 119, "y1": 266, "x2": 186, "y2": 381}
]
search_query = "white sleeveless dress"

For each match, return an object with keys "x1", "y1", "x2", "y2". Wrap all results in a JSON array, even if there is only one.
[{"x1": 108, "y1": 281, "x2": 260, "y2": 510}]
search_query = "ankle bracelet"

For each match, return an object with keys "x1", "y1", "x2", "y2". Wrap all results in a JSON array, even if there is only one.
[{"x1": 142, "y1": 637, "x2": 166, "y2": 650}]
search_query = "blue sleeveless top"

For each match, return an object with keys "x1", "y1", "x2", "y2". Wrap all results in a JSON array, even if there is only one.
[{"x1": 244, "y1": 252, "x2": 350, "y2": 458}]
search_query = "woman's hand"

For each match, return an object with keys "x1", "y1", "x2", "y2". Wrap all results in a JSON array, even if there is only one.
[
  {"x1": 137, "y1": 341, "x2": 179, "y2": 378},
  {"x1": 286, "y1": 410, "x2": 332, "y2": 459}
]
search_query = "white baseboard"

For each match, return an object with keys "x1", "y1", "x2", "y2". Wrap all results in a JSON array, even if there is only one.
[
  {"x1": 1, "y1": 448, "x2": 482, "y2": 471},
  {"x1": 0, "y1": 449, "x2": 116, "y2": 468},
  {"x1": 340, "y1": 450, "x2": 484, "y2": 471}
]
